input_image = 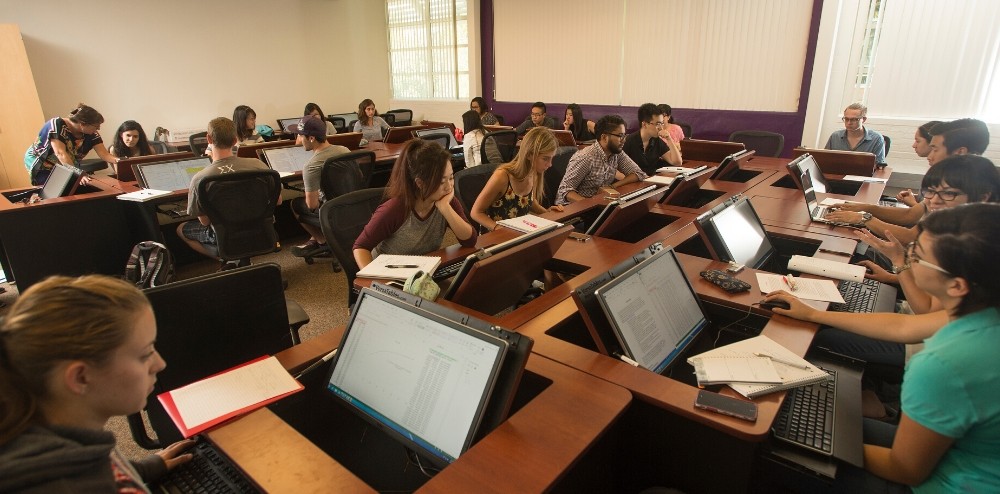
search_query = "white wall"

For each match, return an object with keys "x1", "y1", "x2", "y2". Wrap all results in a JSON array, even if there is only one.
[{"x1": 1, "y1": 0, "x2": 391, "y2": 140}]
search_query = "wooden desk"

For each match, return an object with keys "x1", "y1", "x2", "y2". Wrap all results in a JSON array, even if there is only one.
[
  {"x1": 209, "y1": 327, "x2": 632, "y2": 493},
  {"x1": 746, "y1": 166, "x2": 891, "y2": 204}
]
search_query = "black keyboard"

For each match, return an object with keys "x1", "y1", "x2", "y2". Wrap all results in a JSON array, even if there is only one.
[
  {"x1": 829, "y1": 278, "x2": 880, "y2": 313},
  {"x1": 156, "y1": 440, "x2": 259, "y2": 493},
  {"x1": 433, "y1": 261, "x2": 464, "y2": 280},
  {"x1": 772, "y1": 367, "x2": 837, "y2": 455}
]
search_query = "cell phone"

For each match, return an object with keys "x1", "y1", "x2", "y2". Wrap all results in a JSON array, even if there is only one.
[{"x1": 694, "y1": 390, "x2": 758, "y2": 422}]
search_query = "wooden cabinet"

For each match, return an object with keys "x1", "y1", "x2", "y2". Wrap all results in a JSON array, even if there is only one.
[{"x1": 0, "y1": 24, "x2": 45, "y2": 189}]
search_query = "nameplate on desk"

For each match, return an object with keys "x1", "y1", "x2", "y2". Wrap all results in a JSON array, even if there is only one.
[{"x1": 117, "y1": 189, "x2": 174, "y2": 202}]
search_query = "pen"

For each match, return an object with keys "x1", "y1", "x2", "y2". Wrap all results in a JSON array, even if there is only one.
[
  {"x1": 782, "y1": 274, "x2": 798, "y2": 291},
  {"x1": 754, "y1": 352, "x2": 811, "y2": 370},
  {"x1": 386, "y1": 264, "x2": 419, "y2": 269},
  {"x1": 294, "y1": 349, "x2": 338, "y2": 379}
]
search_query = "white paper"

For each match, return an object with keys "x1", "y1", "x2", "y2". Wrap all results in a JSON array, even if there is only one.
[
  {"x1": 117, "y1": 189, "x2": 173, "y2": 202},
  {"x1": 170, "y1": 356, "x2": 300, "y2": 429},
  {"x1": 756, "y1": 273, "x2": 846, "y2": 304},
  {"x1": 643, "y1": 175, "x2": 676, "y2": 186},
  {"x1": 496, "y1": 214, "x2": 561, "y2": 233},
  {"x1": 842, "y1": 175, "x2": 888, "y2": 183},
  {"x1": 692, "y1": 356, "x2": 781, "y2": 384}
]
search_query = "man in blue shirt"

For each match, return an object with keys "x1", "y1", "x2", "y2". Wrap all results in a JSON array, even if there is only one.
[{"x1": 824, "y1": 102, "x2": 886, "y2": 165}]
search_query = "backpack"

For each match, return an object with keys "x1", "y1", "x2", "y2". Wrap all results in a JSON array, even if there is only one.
[{"x1": 124, "y1": 241, "x2": 175, "y2": 288}]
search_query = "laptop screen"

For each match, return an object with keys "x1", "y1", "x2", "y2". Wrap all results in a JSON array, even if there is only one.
[
  {"x1": 801, "y1": 169, "x2": 821, "y2": 213},
  {"x1": 708, "y1": 198, "x2": 775, "y2": 269},
  {"x1": 789, "y1": 153, "x2": 829, "y2": 193},
  {"x1": 595, "y1": 248, "x2": 709, "y2": 373},
  {"x1": 39, "y1": 164, "x2": 82, "y2": 199},
  {"x1": 277, "y1": 117, "x2": 302, "y2": 132},
  {"x1": 137, "y1": 157, "x2": 211, "y2": 191},
  {"x1": 261, "y1": 146, "x2": 311, "y2": 174},
  {"x1": 326, "y1": 289, "x2": 508, "y2": 468}
]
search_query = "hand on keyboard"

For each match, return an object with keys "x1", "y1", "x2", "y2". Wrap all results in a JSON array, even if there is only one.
[{"x1": 158, "y1": 438, "x2": 197, "y2": 470}]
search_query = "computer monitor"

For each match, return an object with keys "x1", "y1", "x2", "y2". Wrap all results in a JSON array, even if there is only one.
[
  {"x1": 383, "y1": 125, "x2": 428, "y2": 144},
  {"x1": 259, "y1": 145, "x2": 311, "y2": 175},
  {"x1": 594, "y1": 247, "x2": 709, "y2": 373},
  {"x1": 443, "y1": 224, "x2": 573, "y2": 315},
  {"x1": 786, "y1": 153, "x2": 829, "y2": 193},
  {"x1": 414, "y1": 127, "x2": 460, "y2": 150},
  {"x1": 39, "y1": 163, "x2": 84, "y2": 199},
  {"x1": 702, "y1": 197, "x2": 775, "y2": 269},
  {"x1": 277, "y1": 117, "x2": 302, "y2": 132},
  {"x1": 792, "y1": 147, "x2": 877, "y2": 176},
  {"x1": 325, "y1": 287, "x2": 509, "y2": 469},
  {"x1": 584, "y1": 184, "x2": 665, "y2": 236},
  {"x1": 709, "y1": 149, "x2": 754, "y2": 181},
  {"x1": 117, "y1": 152, "x2": 196, "y2": 182},
  {"x1": 135, "y1": 157, "x2": 211, "y2": 191}
]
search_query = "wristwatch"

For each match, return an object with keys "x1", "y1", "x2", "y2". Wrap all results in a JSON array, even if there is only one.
[
  {"x1": 890, "y1": 263, "x2": 910, "y2": 274},
  {"x1": 855, "y1": 211, "x2": 873, "y2": 227}
]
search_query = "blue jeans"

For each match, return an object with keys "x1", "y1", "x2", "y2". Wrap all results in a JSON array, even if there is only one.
[{"x1": 833, "y1": 419, "x2": 911, "y2": 493}]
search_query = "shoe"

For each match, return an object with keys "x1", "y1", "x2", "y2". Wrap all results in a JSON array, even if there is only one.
[{"x1": 291, "y1": 239, "x2": 323, "y2": 257}]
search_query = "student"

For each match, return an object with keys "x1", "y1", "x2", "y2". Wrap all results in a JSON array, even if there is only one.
[
  {"x1": 824, "y1": 102, "x2": 886, "y2": 165},
  {"x1": 176, "y1": 117, "x2": 276, "y2": 260},
  {"x1": 353, "y1": 98, "x2": 391, "y2": 142},
  {"x1": 897, "y1": 120, "x2": 943, "y2": 206},
  {"x1": 514, "y1": 102, "x2": 558, "y2": 136},
  {"x1": 353, "y1": 139, "x2": 477, "y2": 269},
  {"x1": 623, "y1": 103, "x2": 682, "y2": 175},
  {"x1": 24, "y1": 103, "x2": 120, "y2": 186},
  {"x1": 470, "y1": 127, "x2": 565, "y2": 231},
  {"x1": 658, "y1": 103, "x2": 686, "y2": 143},
  {"x1": 470, "y1": 96, "x2": 499, "y2": 126},
  {"x1": 0, "y1": 275, "x2": 193, "y2": 492},
  {"x1": 294, "y1": 103, "x2": 337, "y2": 145},
  {"x1": 461, "y1": 110, "x2": 487, "y2": 168},
  {"x1": 232, "y1": 105, "x2": 262, "y2": 145},
  {"x1": 289, "y1": 115, "x2": 351, "y2": 259},
  {"x1": 765, "y1": 203, "x2": 1000, "y2": 492},
  {"x1": 108, "y1": 120, "x2": 154, "y2": 159},
  {"x1": 563, "y1": 103, "x2": 596, "y2": 142},
  {"x1": 555, "y1": 114, "x2": 647, "y2": 205}
]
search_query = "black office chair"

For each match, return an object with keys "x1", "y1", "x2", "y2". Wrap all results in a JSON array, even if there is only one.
[
  {"x1": 319, "y1": 188, "x2": 386, "y2": 307},
  {"x1": 542, "y1": 146, "x2": 578, "y2": 208},
  {"x1": 480, "y1": 129, "x2": 518, "y2": 165},
  {"x1": 386, "y1": 109, "x2": 413, "y2": 127},
  {"x1": 380, "y1": 112, "x2": 396, "y2": 126},
  {"x1": 329, "y1": 117, "x2": 347, "y2": 134},
  {"x1": 676, "y1": 121, "x2": 693, "y2": 139},
  {"x1": 453, "y1": 162, "x2": 500, "y2": 232},
  {"x1": 302, "y1": 151, "x2": 373, "y2": 269},
  {"x1": 728, "y1": 130, "x2": 785, "y2": 158},
  {"x1": 347, "y1": 119, "x2": 358, "y2": 132},
  {"x1": 188, "y1": 131, "x2": 209, "y2": 157},
  {"x1": 197, "y1": 169, "x2": 281, "y2": 270},
  {"x1": 127, "y1": 263, "x2": 304, "y2": 449}
]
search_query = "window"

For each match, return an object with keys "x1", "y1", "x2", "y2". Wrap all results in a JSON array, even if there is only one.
[{"x1": 386, "y1": 0, "x2": 469, "y2": 100}]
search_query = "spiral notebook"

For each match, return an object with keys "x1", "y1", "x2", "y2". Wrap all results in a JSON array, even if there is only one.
[{"x1": 688, "y1": 335, "x2": 829, "y2": 398}]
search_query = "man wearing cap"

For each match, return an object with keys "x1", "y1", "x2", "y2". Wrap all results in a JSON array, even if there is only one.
[{"x1": 290, "y1": 115, "x2": 351, "y2": 258}]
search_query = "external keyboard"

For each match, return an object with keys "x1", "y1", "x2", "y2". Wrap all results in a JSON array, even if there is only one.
[
  {"x1": 156, "y1": 440, "x2": 259, "y2": 493},
  {"x1": 828, "y1": 278, "x2": 880, "y2": 313},
  {"x1": 772, "y1": 367, "x2": 837, "y2": 455},
  {"x1": 433, "y1": 261, "x2": 463, "y2": 280}
]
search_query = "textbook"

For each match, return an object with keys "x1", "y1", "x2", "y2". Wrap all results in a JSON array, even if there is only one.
[
  {"x1": 688, "y1": 335, "x2": 829, "y2": 398},
  {"x1": 356, "y1": 254, "x2": 442, "y2": 281},
  {"x1": 158, "y1": 355, "x2": 303, "y2": 438},
  {"x1": 496, "y1": 214, "x2": 561, "y2": 233}
]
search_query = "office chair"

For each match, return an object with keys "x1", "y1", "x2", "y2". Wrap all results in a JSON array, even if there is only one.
[
  {"x1": 453, "y1": 162, "x2": 500, "y2": 231},
  {"x1": 676, "y1": 121, "x2": 693, "y2": 139},
  {"x1": 148, "y1": 140, "x2": 170, "y2": 154},
  {"x1": 188, "y1": 131, "x2": 209, "y2": 157},
  {"x1": 196, "y1": 169, "x2": 281, "y2": 270},
  {"x1": 127, "y1": 263, "x2": 306, "y2": 448},
  {"x1": 380, "y1": 112, "x2": 396, "y2": 126},
  {"x1": 728, "y1": 130, "x2": 785, "y2": 158},
  {"x1": 542, "y1": 146, "x2": 578, "y2": 208},
  {"x1": 480, "y1": 129, "x2": 518, "y2": 165},
  {"x1": 386, "y1": 109, "x2": 413, "y2": 127},
  {"x1": 319, "y1": 188, "x2": 386, "y2": 307},
  {"x1": 347, "y1": 119, "x2": 358, "y2": 132},
  {"x1": 302, "y1": 151, "x2": 373, "y2": 269}
]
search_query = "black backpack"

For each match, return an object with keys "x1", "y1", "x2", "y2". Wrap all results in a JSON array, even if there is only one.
[{"x1": 124, "y1": 241, "x2": 175, "y2": 288}]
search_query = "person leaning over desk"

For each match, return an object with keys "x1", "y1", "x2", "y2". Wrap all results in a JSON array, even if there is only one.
[
  {"x1": 555, "y1": 114, "x2": 647, "y2": 205},
  {"x1": 470, "y1": 127, "x2": 565, "y2": 232},
  {"x1": 24, "y1": 103, "x2": 120, "y2": 186},
  {"x1": 765, "y1": 203, "x2": 1000, "y2": 492},
  {"x1": 353, "y1": 139, "x2": 477, "y2": 269},
  {"x1": 0, "y1": 275, "x2": 194, "y2": 493}
]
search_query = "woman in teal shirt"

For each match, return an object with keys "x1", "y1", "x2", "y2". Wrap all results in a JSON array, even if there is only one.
[{"x1": 766, "y1": 202, "x2": 1000, "y2": 492}]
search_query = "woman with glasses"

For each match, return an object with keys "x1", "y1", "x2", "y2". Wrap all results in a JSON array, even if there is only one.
[
  {"x1": 470, "y1": 97, "x2": 498, "y2": 126},
  {"x1": 24, "y1": 103, "x2": 120, "y2": 186},
  {"x1": 353, "y1": 139, "x2": 477, "y2": 269},
  {"x1": 764, "y1": 203, "x2": 1000, "y2": 492}
]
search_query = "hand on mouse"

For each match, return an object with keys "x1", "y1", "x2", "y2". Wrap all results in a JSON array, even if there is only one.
[{"x1": 762, "y1": 291, "x2": 816, "y2": 321}]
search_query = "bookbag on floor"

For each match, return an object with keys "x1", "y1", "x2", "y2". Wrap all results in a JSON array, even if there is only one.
[{"x1": 124, "y1": 241, "x2": 175, "y2": 288}]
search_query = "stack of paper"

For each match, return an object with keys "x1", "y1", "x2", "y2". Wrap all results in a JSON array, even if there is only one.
[
  {"x1": 496, "y1": 214, "x2": 561, "y2": 233},
  {"x1": 688, "y1": 335, "x2": 829, "y2": 398},
  {"x1": 117, "y1": 189, "x2": 173, "y2": 202},
  {"x1": 356, "y1": 254, "x2": 441, "y2": 281}
]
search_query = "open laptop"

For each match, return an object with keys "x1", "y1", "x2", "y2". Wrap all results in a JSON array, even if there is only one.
[
  {"x1": 258, "y1": 145, "x2": 311, "y2": 177},
  {"x1": 799, "y1": 169, "x2": 844, "y2": 226},
  {"x1": 324, "y1": 286, "x2": 516, "y2": 469},
  {"x1": 135, "y1": 157, "x2": 211, "y2": 191},
  {"x1": 276, "y1": 117, "x2": 303, "y2": 133}
]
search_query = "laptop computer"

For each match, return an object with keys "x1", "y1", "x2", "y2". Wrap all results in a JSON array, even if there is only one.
[
  {"x1": 551, "y1": 130, "x2": 577, "y2": 147},
  {"x1": 799, "y1": 169, "x2": 844, "y2": 225},
  {"x1": 135, "y1": 157, "x2": 211, "y2": 191}
]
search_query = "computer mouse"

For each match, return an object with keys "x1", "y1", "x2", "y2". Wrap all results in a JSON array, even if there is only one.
[{"x1": 759, "y1": 300, "x2": 791, "y2": 311}]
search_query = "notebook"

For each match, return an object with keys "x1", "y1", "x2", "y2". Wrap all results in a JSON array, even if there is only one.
[
  {"x1": 356, "y1": 254, "x2": 441, "y2": 281},
  {"x1": 687, "y1": 335, "x2": 829, "y2": 398}
]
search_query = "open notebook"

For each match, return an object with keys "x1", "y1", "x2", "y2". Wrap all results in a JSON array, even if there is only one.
[{"x1": 688, "y1": 335, "x2": 828, "y2": 398}]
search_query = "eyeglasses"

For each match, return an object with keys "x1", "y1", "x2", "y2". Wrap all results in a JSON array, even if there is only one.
[
  {"x1": 920, "y1": 188, "x2": 966, "y2": 201},
  {"x1": 530, "y1": 112, "x2": 545, "y2": 117},
  {"x1": 645, "y1": 121, "x2": 665, "y2": 128},
  {"x1": 604, "y1": 132, "x2": 626, "y2": 140},
  {"x1": 841, "y1": 117, "x2": 863, "y2": 123},
  {"x1": 904, "y1": 241, "x2": 951, "y2": 275}
]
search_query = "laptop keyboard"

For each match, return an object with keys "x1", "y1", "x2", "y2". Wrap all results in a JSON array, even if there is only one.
[
  {"x1": 828, "y1": 278, "x2": 880, "y2": 313},
  {"x1": 773, "y1": 367, "x2": 837, "y2": 455},
  {"x1": 156, "y1": 440, "x2": 259, "y2": 494}
]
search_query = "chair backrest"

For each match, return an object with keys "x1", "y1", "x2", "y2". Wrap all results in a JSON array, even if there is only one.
[
  {"x1": 728, "y1": 130, "x2": 785, "y2": 158},
  {"x1": 148, "y1": 140, "x2": 170, "y2": 154},
  {"x1": 453, "y1": 162, "x2": 500, "y2": 230},
  {"x1": 386, "y1": 109, "x2": 413, "y2": 127},
  {"x1": 421, "y1": 133, "x2": 453, "y2": 151},
  {"x1": 197, "y1": 169, "x2": 281, "y2": 262},
  {"x1": 127, "y1": 263, "x2": 294, "y2": 448},
  {"x1": 319, "y1": 188, "x2": 386, "y2": 307},
  {"x1": 320, "y1": 150, "x2": 372, "y2": 201},
  {"x1": 188, "y1": 131, "x2": 209, "y2": 156},
  {"x1": 543, "y1": 146, "x2": 578, "y2": 208},
  {"x1": 882, "y1": 133, "x2": 891, "y2": 155},
  {"x1": 676, "y1": 122, "x2": 693, "y2": 139},
  {"x1": 330, "y1": 116, "x2": 347, "y2": 133},
  {"x1": 380, "y1": 112, "x2": 396, "y2": 126},
  {"x1": 480, "y1": 129, "x2": 518, "y2": 165}
]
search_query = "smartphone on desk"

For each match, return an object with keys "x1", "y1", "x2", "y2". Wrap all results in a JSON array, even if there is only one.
[{"x1": 694, "y1": 390, "x2": 757, "y2": 422}]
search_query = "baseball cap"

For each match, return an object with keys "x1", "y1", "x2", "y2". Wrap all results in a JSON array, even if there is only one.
[{"x1": 295, "y1": 115, "x2": 326, "y2": 139}]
